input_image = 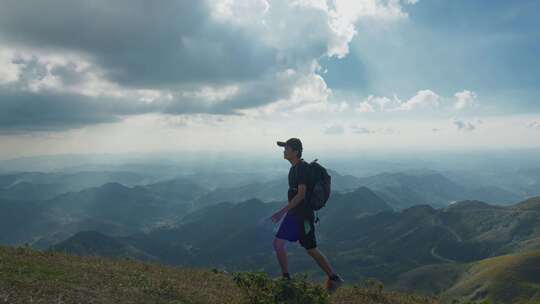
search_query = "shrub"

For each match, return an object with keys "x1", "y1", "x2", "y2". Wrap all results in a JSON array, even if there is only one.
[{"x1": 232, "y1": 271, "x2": 329, "y2": 304}]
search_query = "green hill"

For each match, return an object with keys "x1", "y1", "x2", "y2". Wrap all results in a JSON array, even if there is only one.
[
  {"x1": 0, "y1": 245, "x2": 438, "y2": 304},
  {"x1": 390, "y1": 250, "x2": 540, "y2": 304},
  {"x1": 50, "y1": 230, "x2": 159, "y2": 262},
  {"x1": 440, "y1": 250, "x2": 540, "y2": 304}
]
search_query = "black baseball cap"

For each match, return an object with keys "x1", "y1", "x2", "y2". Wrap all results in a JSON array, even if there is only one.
[{"x1": 277, "y1": 138, "x2": 303, "y2": 152}]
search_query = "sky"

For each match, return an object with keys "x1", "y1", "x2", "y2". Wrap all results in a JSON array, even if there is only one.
[{"x1": 0, "y1": 0, "x2": 539, "y2": 160}]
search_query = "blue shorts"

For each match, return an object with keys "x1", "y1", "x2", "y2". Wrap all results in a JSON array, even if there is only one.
[{"x1": 275, "y1": 212, "x2": 317, "y2": 249}]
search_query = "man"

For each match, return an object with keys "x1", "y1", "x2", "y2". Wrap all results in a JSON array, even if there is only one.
[{"x1": 270, "y1": 137, "x2": 344, "y2": 293}]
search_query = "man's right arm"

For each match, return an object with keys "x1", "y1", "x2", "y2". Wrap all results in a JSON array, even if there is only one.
[{"x1": 270, "y1": 204, "x2": 289, "y2": 222}]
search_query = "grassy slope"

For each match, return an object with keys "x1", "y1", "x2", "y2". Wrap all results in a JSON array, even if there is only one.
[
  {"x1": 391, "y1": 250, "x2": 540, "y2": 304},
  {"x1": 440, "y1": 250, "x2": 540, "y2": 304},
  {"x1": 390, "y1": 263, "x2": 469, "y2": 296},
  {"x1": 0, "y1": 245, "x2": 438, "y2": 304}
]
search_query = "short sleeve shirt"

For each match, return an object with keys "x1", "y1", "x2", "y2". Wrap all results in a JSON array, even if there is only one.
[{"x1": 287, "y1": 159, "x2": 314, "y2": 219}]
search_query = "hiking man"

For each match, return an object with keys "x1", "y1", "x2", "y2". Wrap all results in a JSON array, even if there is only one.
[{"x1": 270, "y1": 137, "x2": 344, "y2": 292}]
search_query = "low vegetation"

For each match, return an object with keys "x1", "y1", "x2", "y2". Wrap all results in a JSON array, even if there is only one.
[{"x1": 1, "y1": 245, "x2": 439, "y2": 304}]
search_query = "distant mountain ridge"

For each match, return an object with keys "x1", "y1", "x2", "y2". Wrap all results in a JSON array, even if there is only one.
[
  {"x1": 50, "y1": 194, "x2": 540, "y2": 285},
  {"x1": 356, "y1": 171, "x2": 522, "y2": 209},
  {"x1": 50, "y1": 230, "x2": 158, "y2": 262}
]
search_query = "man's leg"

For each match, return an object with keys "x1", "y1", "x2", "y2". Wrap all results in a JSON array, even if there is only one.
[
  {"x1": 273, "y1": 237, "x2": 289, "y2": 276},
  {"x1": 306, "y1": 247, "x2": 335, "y2": 277},
  {"x1": 307, "y1": 247, "x2": 344, "y2": 293},
  {"x1": 300, "y1": 217, "x2": 336, "y2": 277},
  {"x1": 302, "y1": 219, "x2": 343, "y2": 292}
]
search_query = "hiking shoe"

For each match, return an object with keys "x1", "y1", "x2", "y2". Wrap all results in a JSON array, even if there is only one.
[
  {"x1": 325, "y1": 275, "x2": 344, "y2": 294},
  {"x1": 274, "y1": 273, "x2": 291, "y2": 282}
]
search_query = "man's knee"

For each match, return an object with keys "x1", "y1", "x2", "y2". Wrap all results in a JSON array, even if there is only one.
[
  {"x1": 306, "y1": 247, "x2": 319, "y2": 256},
  {"x1": 273, "y1": 238, "x2": 286, "y2": 251}
]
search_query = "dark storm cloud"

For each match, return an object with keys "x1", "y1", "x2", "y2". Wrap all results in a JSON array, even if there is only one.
[
  {"x1": 198, "y1": 75, "x2": 298, "y2": 114},
  {"x1": 0, "y1": 79, "x2": 295, "y2": 133},
  {"x1": 0, "y1": 0, "x2": 305, "y2": 132},
  {"x1": 0, "y1": 0, "x2": 278, "y2": 88},
  {"x1": 49, "y1": 62, "x2": 90, "y2": 86},
  {"x1": 156, "y1": 71, "x2": 299, "y2": 115},
  {"x1": 0, "y1": 56, "x2": 297, "y2": 132},
  {"x1": 0, "y1": 88, "x2": 155, "y2": 134}
]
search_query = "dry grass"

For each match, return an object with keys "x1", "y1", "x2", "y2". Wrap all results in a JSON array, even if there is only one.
[
  {"x1": 330, "y1": 287, "x2": 439, "y2": 304},
  {"x1": 0, "y1": 245, "x2": 246, "y2": 304},
  {"x1": 0, "y1": 245, "x2": 439, "y2": 304}
]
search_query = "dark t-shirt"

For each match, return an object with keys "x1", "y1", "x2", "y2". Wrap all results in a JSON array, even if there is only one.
[{"x1": 287, "y1": 159, "x2": 314, "y2": 219}]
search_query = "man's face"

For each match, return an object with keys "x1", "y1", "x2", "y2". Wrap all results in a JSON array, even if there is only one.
[{"x1": 283, "y1": 145, "x2": 297, "y2": 160}]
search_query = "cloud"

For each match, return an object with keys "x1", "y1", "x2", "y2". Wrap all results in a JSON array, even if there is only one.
[
  {"x1": 0, "y1": 56, "x2": 302, "y2": 132},
  {"x1": 0, "y1": 88, "x2": 153, "y2": 134},
  {"x1": 0, "y1": 54, "x2": 303, "y2": 132},
  {"x1": 393, "y1": 89, "x2": 440, "y2": 111},
  {"x1": 452, "y1": 118, "x2": 476, "y2": 132},
  {"x1": 355, "y1": 89, "x2": 440, "y2": 112},
  {"x1": 320, "y1": 0, "x2": 417, "y2": 58},
  {"x1": 0, "y1": 0, "x2": 417, "y2": 87},
  {"x1": 292, "y1": 99, "x2": 349, "y2": 114},
  {"x1": 350, "y1": 125, "x2": 375, "y2": 134},
  {"x1": 230, "y1": 0, "x2": 418, "y2": 60},
  {"x1": 349, "y1": 124, "x2": 397, "y2": 134},
  {"x1": 0, "y1": 0, "x2": 418, "y2": 132},
  {"x1": 0, "y1": 1, "x2": 289, "y2": 132},
  {"x1": 527, "y1": 121, "x2": 540, "y2": 129},
  {"x1": 356, "y1": 100, "x2": 376, "y2": 112},
  {"x1": 0, "y1": 1, "x2": 278, "y2": 88},
  {"x1": 454, "y1": 90, "x2": 477, "y2": 110},
  {"x1": 160, "y1": 68, "x2": 303, "y2": 115},
  {"x1": 0, "y1": 49, "x2": 19, "y2": 84},
  {"x1": 4, "y1": 54, "x2": 124, "y2": 97},
  {"x1": 239, "y1": 63, "x2": 336, "y2": 116},
  {"x1": 363, "y1": 95, "x2": 394, "y2": 111},
  {"x1": 323, "y1": 123, "x2": 345, "y2": 134}
]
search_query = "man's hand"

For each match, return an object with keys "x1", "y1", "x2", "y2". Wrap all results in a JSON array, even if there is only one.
[
  {"x1": 270, "y1": 206, "x2": 288, "y2": 223},
  {"x1": 287, "y1": 184, "x2": 306, "y2": 210}
]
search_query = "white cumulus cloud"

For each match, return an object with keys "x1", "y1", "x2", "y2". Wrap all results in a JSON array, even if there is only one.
[
  {"x1": 355, "y1": 89, "x2": 440, "y2": 112},
  {"x1": 454, "y1": 90, "x2": 477, "y2": 110},
  {"x1": 393, "y1": 89, "x2": 440, "y2": 111}
]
